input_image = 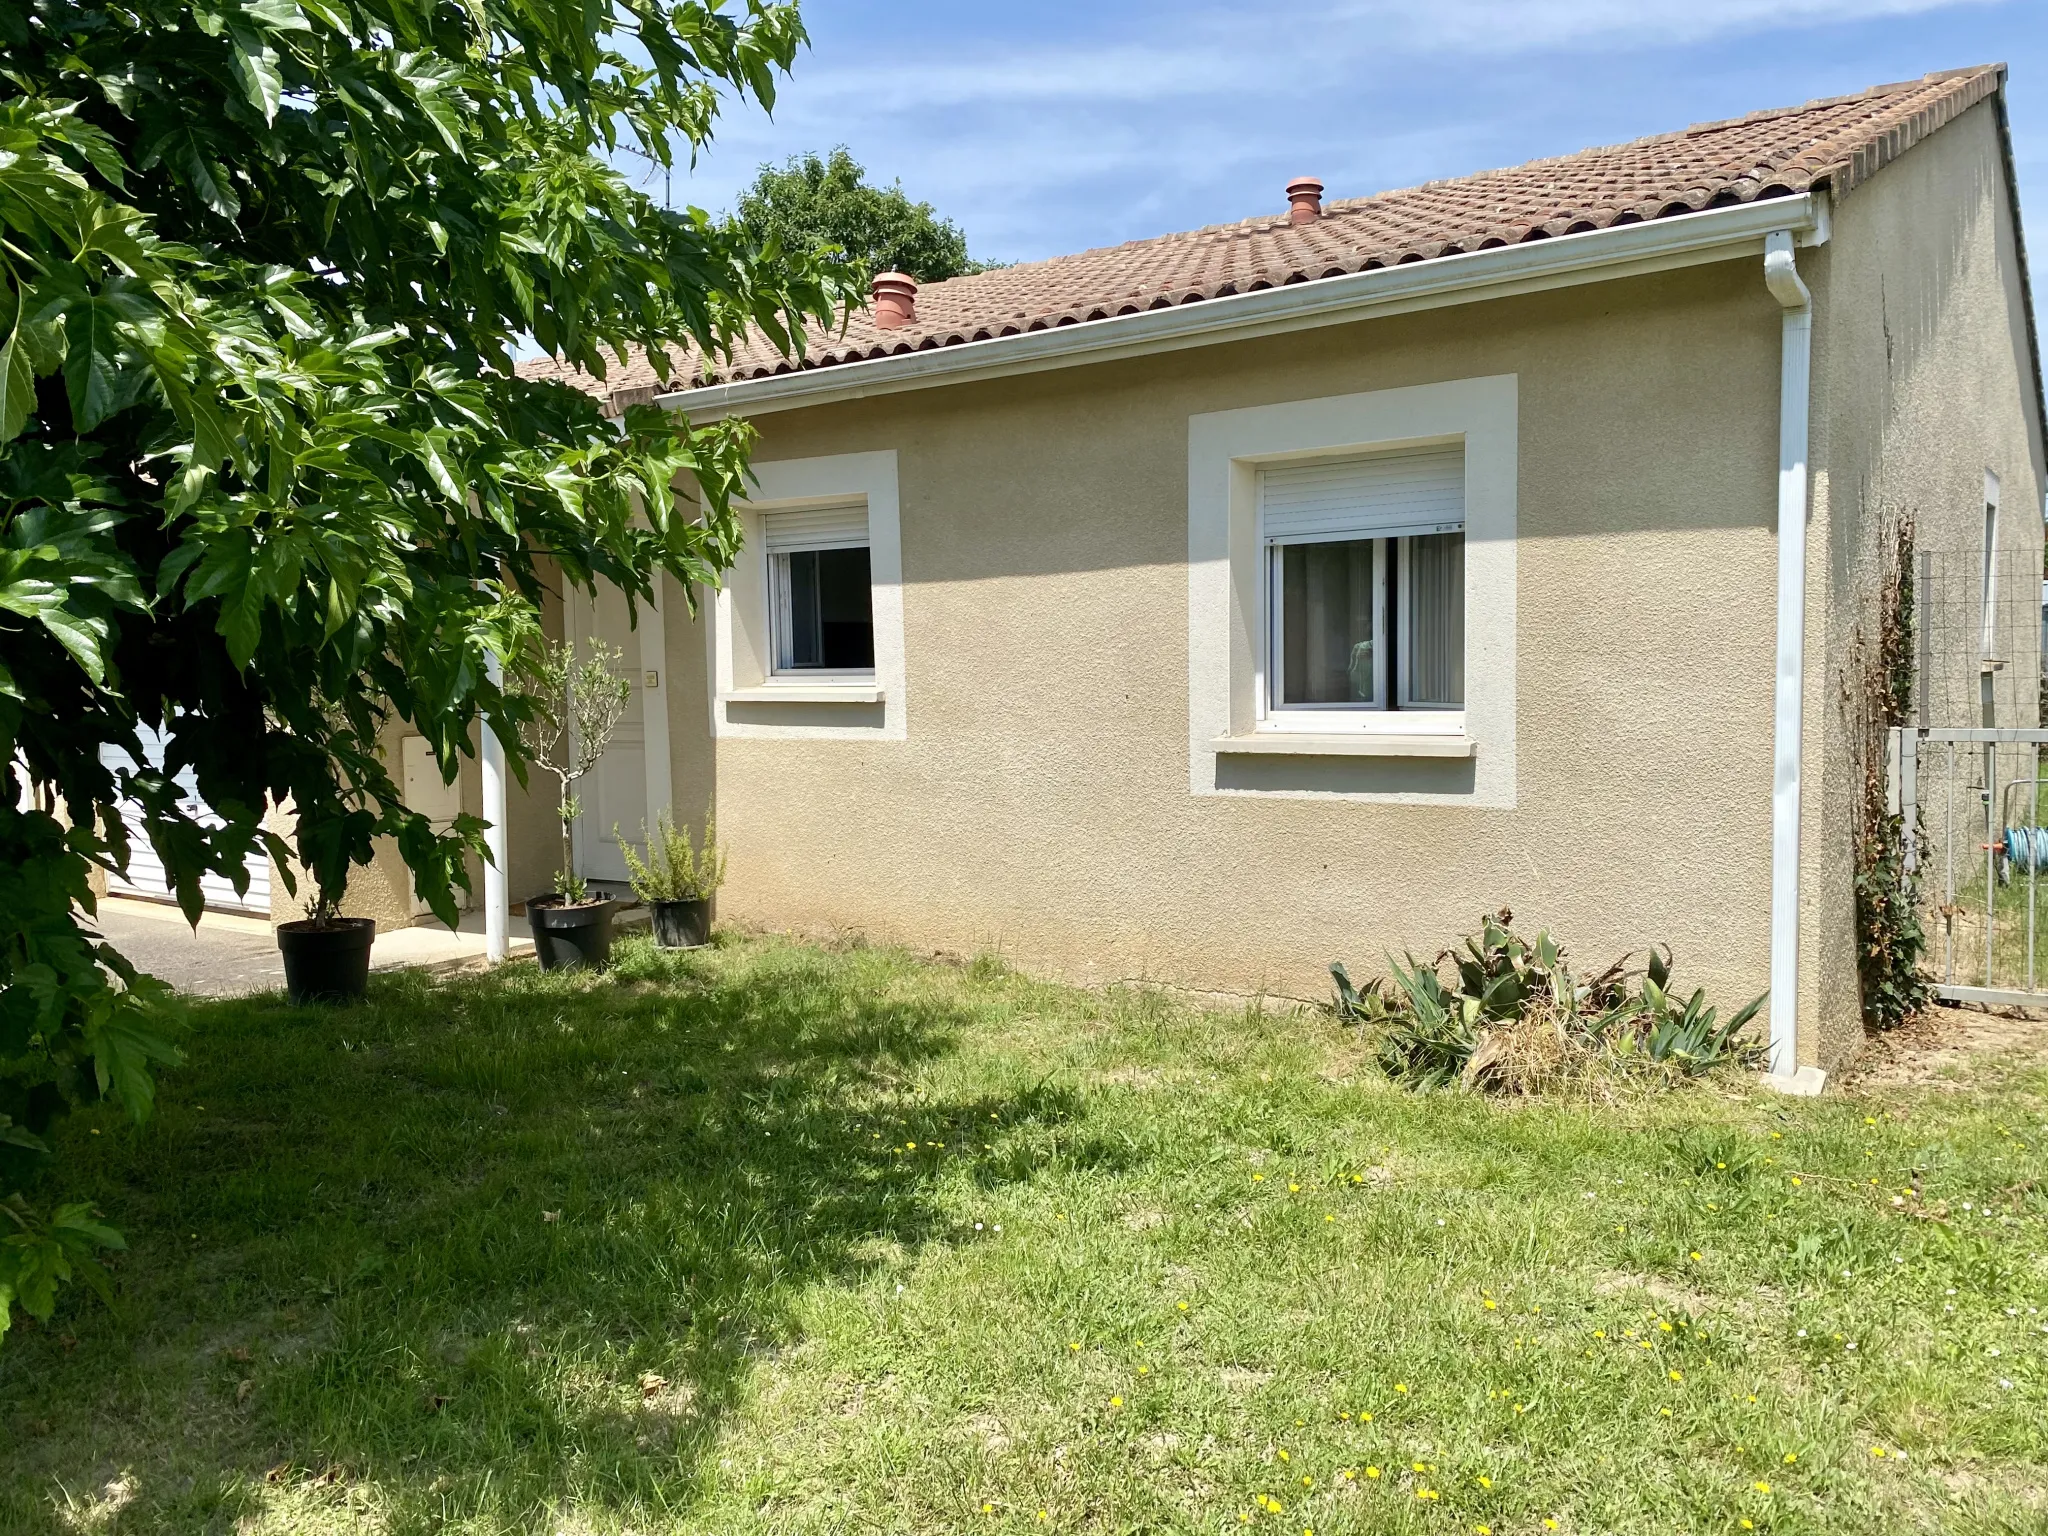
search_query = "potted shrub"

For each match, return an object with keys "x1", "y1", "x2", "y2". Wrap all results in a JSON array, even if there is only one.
[
  {"x1": 276, "y1": 886, "x2": 376, "y2": 1004},
  {"x1": 618, "y1": 804, "x2": 726, "y2": 948},
  {"x1": 513, "y1": 638, "x2": 633, "y2": 971}
]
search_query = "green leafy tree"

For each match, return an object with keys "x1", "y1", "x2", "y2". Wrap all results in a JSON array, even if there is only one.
[
  {"x1": 733, "y1": 145, "x2": 989, "y2": 285},
  {"x1": 0, "y1": 0, "x2": 855, "y2": 1339}
]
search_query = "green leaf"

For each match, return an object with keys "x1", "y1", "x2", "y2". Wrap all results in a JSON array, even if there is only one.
[
  {"x1": 228, "y1": 24, "x2": 284, "y2": 125},
  {"x1": 165, "y1": 132, "x2": 241, "y2": 221},
  {"x1": 61, "y1": 294, "x2": 124, "y2": 431},
  {"x1": 0, "y1": 324, "x2": 37, "y2": 444},
  {"x1": 84, "y1": 1003, "x2": 182, "y2": 1122}
]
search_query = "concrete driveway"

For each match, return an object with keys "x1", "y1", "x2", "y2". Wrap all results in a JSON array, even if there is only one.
[
  {"x1": 91, "y1": 899, "x2": 288, "y2": 997},
  {"x1": 88, "y1": 896, "x2": 546, "y2": 997}
]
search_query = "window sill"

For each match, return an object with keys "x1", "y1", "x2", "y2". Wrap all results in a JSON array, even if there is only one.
[
  {"x1": 724, "y1": 684, "x2": 885, "y2": 705},
  {"x1": 1210, "y1": 732, "x2": 1476, "y2": 759}
]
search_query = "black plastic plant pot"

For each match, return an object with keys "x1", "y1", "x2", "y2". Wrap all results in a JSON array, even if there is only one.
[
  {"x1": 276, "y1": 917, "x2": 377, "y2": 1005},
  {"x1": 527, "y1": 896, "x2": 616, "y2": 971},
  {"x1": 649, "y1": 898, "x2": 712, "y2": 950}
]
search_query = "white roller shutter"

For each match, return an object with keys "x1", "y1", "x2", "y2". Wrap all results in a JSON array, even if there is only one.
[
  {"x1": 761, "y1": 503, "x2": 869, "y2": 553},
  {"x1": 1259, "y1": 445, "x2": 1465, "y2": 543},
  {"x1": 101, "y1": 727, "x2": 272, "y2": 915}
]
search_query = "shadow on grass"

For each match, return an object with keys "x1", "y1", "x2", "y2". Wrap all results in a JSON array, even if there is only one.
[{"x1": 1, "y1": 936, "x2": 1065, "y2": 1533}]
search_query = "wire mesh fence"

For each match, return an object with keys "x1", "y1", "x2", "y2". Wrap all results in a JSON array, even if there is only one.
[
  {"x1": 1913, "y1": 549, "x2": 2043, "y2": 731},
  {"x1": 1905, "y1": 730, "x2": 2048, "y2": 1003}
]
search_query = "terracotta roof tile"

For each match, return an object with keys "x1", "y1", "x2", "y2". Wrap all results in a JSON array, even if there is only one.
[{"x1": 521, "y1": 65, "x2": 2004, "y2": 409}]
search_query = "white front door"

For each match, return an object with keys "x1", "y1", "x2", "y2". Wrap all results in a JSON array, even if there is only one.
[
  {"x1": 569, "y1": 580, "x2": 654, "y2": 887},
  {"x1": 401, "y1": 734, "x2": 468, "y2": 917}
]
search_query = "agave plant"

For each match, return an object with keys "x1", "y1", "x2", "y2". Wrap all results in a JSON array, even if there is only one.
[{"x1": 1333, "y1": 913, "x2": 1765, "y2": 1092}]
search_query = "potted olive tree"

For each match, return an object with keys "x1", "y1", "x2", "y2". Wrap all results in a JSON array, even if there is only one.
[
  {"x1": 514, "y1": 638, "x2": 633, "y2": 970},
  {"x1": 276, "y1": 885, "x2": 376, "y2": 1004},
  {"x1": 617, "y1": 804, "x2": 726, "y2": 948}
]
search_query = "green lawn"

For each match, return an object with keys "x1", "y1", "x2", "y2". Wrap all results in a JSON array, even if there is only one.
[{"x1": 3, "y1": 936, "x2": 2045, "y2": 1535}]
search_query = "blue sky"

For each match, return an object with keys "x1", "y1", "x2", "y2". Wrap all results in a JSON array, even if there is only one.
[{"x1": 664, "y1": 0, "x2": 2044, "y2": 305}]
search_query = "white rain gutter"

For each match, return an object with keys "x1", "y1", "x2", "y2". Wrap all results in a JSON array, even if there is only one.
[
  {"x1": 660, "y1": 195, "x2": 1828, "y2": 420},
  {"x1": 482, "y1": 649, "x2": 510, "y2": 965},
  {"x1": 1763, "y1": 229, "x2": 1823, "y2": 1094}
]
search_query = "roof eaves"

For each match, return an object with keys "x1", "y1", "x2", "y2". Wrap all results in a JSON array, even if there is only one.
[
  {"x1": 661, "y1": 193, "x2": 1827, "y2": 420},
  {"x1": 1985, "y1": 75, "x2": 2048, "y2": 466}
]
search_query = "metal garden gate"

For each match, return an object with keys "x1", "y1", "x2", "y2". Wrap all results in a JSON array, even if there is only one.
[{"x1": 1896, "y1": 726, "x2": 2048, "y2": 1006}]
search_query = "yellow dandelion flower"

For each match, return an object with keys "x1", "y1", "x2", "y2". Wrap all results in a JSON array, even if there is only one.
[
  {"x1": 1791, "y1": 1177, "x2": 1803, "y2": 1187},
  {"x1": 1741, "y1": 1523, "x2": 1754, "y2": 1531},
  {"x1": 1278, "y1": 1449, "x2": 1290, "y2": 1462},
  {"x1": 1360, "y1": 1412, "x2": 1373, "y2": 1422},
  {"x1": 1476, "y1": 1526, "x2": 1493, "y2": 1535},
  {"x1": 1593, "y1": 1329, "x2": 1606, "y2": 1339},
  {"x1": 1477, "y1": 1475, "x2": 1492, "y2": 1488},
  {"x1": 1689, "y1": 1251, "x2": 1703, "y2": 1262},
  {"x1": 1254, "y1": 1173, "x2": 1266, "y2": 1182},
  {"x1": 1669, "y1": 1369, "x2": 1683, "y2": 1382},
  {"x1": 982, "y1": 1503, "x2": 995, "y2": 1514},
  {"x1": 1136, "y1": 1365, "x2": 1148, "y2": 1375},
  {"x1": 1366, "y1": 1467, "x2": 1381, "y2": 1479},
  {"x1": 1545, "y1": 1523, "x2": 1560, "y2": 1532},
  {"x1": 1484, "y1": 1299, "x2": 1498, "y2": 1310},
  {"x1": 1871, "y1": 1446, "x2": 1887, "y2": 1458},
  {"x1": 1395, "y1": 1382, "x2": 1409, "y2": 1393},
  {"x1": 1659, "y1": 1321, "x2": 1674, "y2": 1333},
  {"x1": 1301, "y1": 1475, "x2": 1312, "y2": 1487},
  {"x1": 1289, "y1": 1183, "x2": 1301, "y2": 1193},
  {"x1": 1109, "y1": 1395, "x2": 1123, "y2": 1407},
  {"x1": 1783, "y1": 1453, "x2": 1796, "y2": 1464},
  {"x1": 1178, "y1": 1301, "x2": 1189, "y2": 1311},
  {"x1": 1753, "y1": 1481, "x2": 1772, "y2": 1494},
  {"x1": 1342, "y1": 1470, "x2": 1355, "y2": 1481}
]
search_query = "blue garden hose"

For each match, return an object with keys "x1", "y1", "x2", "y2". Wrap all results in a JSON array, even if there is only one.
[{"x1": 2004, "y1": 826, "x2": 2048, "y2": 873}]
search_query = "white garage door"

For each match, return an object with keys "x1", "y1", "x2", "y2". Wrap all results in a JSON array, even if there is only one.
[{"x1": 101, "y1": 726, "x2": 272, "y2": 915}]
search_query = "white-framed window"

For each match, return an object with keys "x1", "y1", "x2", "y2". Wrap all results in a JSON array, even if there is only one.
[
  {"x1": 1259, "y1": 446, "x2": 1466, "y2": 726},
  {"x1": 764, "y1": 504, "x2": 875, "y2": 675},
  {"x1": 1186, "y1": 374, "x2": 1517, "y2": 806},
  {"x1": 1980, "y1": 468, "x2": 2002, "y2": 659},
  {"x1": 712, "y1": 449, "x2": 907, "y2": 741}
]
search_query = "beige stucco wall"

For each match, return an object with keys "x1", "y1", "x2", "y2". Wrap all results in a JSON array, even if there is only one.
[
  {"x1": 270, "y1": 580, "x2": 569, "y2": 928},
  {"x1": 683, "y1": 260, "x2": 1792, "y2": 1015},
  {"x1": 1803, "y1": 98, "x2": 2047, "y2": 1067}
]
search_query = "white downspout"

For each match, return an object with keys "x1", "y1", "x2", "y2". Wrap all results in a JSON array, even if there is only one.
[
  {"x1": 482, "y1": 649, "x2": 510, "y2": 965},
  {"x1": 1764, "y1": 230, "x2": 1819, "y2": 1091}
]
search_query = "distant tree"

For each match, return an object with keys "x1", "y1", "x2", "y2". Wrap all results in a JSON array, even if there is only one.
[{"x1": 734, "y1": 147, "x2": 990, "y2": 285}]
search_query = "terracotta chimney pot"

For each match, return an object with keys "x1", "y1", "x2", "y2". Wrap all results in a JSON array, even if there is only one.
[
  {"x1": 1286, "y1": 177, "x2": 1324, "y2": 225},
  {"x1": 871, "y1": 270, "x2": 918, "y2": 329}
]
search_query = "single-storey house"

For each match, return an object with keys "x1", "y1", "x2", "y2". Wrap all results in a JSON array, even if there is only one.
[{"x1": 227, "y1": 66, "x2": 2044, "y2": 1083}]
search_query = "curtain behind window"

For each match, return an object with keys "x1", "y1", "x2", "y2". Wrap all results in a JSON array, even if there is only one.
[{"x1": 1405, "y1": 532, "x2": 1464, "y2": 706}]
